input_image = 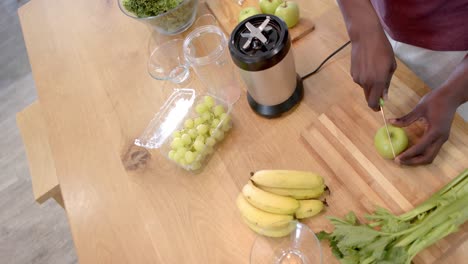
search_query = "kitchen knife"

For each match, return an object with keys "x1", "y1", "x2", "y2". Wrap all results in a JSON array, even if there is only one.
[{"x1": 379, "y1": 98, "x2": 396, "y2": 159}]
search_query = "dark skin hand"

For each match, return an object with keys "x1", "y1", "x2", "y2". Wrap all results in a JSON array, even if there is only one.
[
  {"x1": 337, "y1": 0, "x2": 396, "y2": 111},
  {"x1": 350, "y1": 25, "x2": 396, "y2": 111},
  {"x1": 337, "y1": 0, "x2": 468, "y2": 166},
  {"x1": 390, "y1": 56, "x2": 468, "y2": 166}
]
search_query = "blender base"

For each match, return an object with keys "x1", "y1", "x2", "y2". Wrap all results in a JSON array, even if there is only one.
[{"x1": 247, "y1": 74, "x2": 304, "y2": 118}]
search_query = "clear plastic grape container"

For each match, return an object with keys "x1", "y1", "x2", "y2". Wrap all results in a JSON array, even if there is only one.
[{"x1": 135, "y1": 88, "x2": 233, "y2": 171}]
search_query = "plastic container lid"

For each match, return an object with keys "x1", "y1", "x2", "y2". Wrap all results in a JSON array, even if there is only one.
[{"x1": 135, "y1": 89, "x2": 196, "y2": 149}]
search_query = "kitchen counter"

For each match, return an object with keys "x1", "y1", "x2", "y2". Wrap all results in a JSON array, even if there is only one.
[{"x1": 18, "y1": 0, "x2": 467, "y2": 263}]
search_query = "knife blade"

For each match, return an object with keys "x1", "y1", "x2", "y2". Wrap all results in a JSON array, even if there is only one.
[{"x1": 379, "y1": 98, "x2": 396, "y2": 159}]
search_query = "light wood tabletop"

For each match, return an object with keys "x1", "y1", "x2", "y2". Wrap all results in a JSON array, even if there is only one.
[{"x1": 18, "y1": 0, "x2": 467, "y2": 263}]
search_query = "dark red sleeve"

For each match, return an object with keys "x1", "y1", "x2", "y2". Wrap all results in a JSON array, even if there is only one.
[{"x1": 371, "y1": 0, "x2": 468, "y2": 51}]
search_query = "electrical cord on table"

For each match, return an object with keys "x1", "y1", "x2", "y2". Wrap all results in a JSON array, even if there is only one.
[{"x1": 301, "y1": 40, "x2": 351, "y2": 80}]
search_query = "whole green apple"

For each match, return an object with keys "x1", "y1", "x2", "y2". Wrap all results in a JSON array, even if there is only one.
[
  {"x1": 239, "y1": 7, "x2": 262, "y2": 23},
  {"x1": 259, "y1": 0, "x2": 284, "y2": 15},
  {"x1": 274, "y1": 1, "x2": 300, "y2": 28},
  {"x1": 374, "y1": 125, "x2": 409, "y2": 159}
]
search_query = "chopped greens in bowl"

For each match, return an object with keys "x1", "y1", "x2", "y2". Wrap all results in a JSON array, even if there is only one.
[
  {"x1": 119, "y1": 0, "x2": 198, "y2": 35},
  {"x1": 123, "y1": 0, "x2": 183, "y2": 18}
]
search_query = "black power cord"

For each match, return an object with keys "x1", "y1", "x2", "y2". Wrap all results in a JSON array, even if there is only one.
[{"x1": 301, "y1": 40, "x2": 351, "y2": 80}]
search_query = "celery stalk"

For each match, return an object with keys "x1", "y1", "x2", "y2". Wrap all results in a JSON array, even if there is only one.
[
  {"x1": 319, "y1": 169, "x2": 468, "y2": 264},
  {"x1": 398, "y1": 169, "x2": 467, "y2": 221},
  {"x1": 395, "y1": 193, "x2": 468, "y2": 247}
]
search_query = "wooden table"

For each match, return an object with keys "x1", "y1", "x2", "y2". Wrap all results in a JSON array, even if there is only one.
[{"x1": 18, "y1": 0, "x2": 467, "y2": 263}]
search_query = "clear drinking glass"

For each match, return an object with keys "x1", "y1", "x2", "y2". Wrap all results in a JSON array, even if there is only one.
[
  {"x1": 193, "y1": 14, "x2": 218, "y2": 28},
  {"x1": 250, "y1": 221, "x2": 323, "y2": 264},
  {"x1": 146, "y1": 15, "x2": 220, "y2": 85},
  {"x1": 183, "y1": 25, "x2": 241, "y2": 104},
  {"x1": 147, "y1": 38, "x2": 191, "y2": 84}
]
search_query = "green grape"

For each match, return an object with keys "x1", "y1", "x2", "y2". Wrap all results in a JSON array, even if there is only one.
[
  {"x1": 202, "y1": 112, "x2": 211, "y2": 122},
  {"x1": 174, "y1": 148, "x2": 184, "y2": 160},
  {"x1": 222, "y1": 122, "x2": 232, "y2": 132},
  {"x1": 220, "y1": 113, "x2": 231, "y2": 124},
  {"x1": 213, "y1": 105, "x2": 225, "y2": 117},
  {"x1": 184, "y1": 118, "x2": 194, "y2": 129},
  {"x1": 195, "y1": 135, "x2": 205, "y2": 143},
  {"x1": 172, "y1": 131, "x2": 181, "y2": 139},
  {"x1": 188, "y1": 128, "x2": 198, "y2": 139},
  {"x1": 176, "y1": 147, "x2": 187, "y2": 155},
  {"x1": 213, "y1": 130, "x2": 224, "y2": 141},
  {"x1": 171, "y1": 137, "x2": 183, "y2": 149},
  {"x1": 206, "y1": 137, "x2": 216, "y2": 147},
  {"x1": 181, "y1": 133, "x2": 191, "y2": 145},
  {"x1": 204, "y1": 95, "x2": 215, "y2": 108},
  {"x1": 179, "y1": 159, "x2": 188, "y2": 166},
  {"x1": 197, "y1": 151, "x2": 207, "y2": 161},
  {"x1": 193, "y1": 139, "x2": 205, "y2": 151},
  {"x1": 192, "y1": 151, "x2": 201, "y2": 160},
  {"x1": 191, "y1": 161, "x2": 202, "y2": 170},
  {"x1": 195, "y1": 103, "x2": 208, "y2": 114},
  {"x1": 211, "y1": 118, "x2": 220, "y2": 128},
  {"x1": 185, "y1": 151, "x2": 196, "y2": 164},
  {"x1": 168, "y1": 150, "x2": 176, "y2": 160},
  {"x1": 209, "y1": 128, "x2": 216, "y2": 136},
  {"x1": 194, "y1": 117, "x2": 204, "y2": 126},
  {"x1": 197, "y1": 124, "x2": 209, "y2": 134}
]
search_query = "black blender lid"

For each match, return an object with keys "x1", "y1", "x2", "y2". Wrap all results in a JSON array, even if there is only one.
[{"x1": 229, "y1": 14, "x2": 290, "y2": 72}]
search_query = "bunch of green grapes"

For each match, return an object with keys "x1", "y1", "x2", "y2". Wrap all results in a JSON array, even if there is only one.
[{"x1": 168, "y1": 95, "x2": 232, "y2": 170}]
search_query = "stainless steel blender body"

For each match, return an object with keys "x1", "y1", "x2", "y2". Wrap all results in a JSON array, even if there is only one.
[{"x1": 229, "y1": 15, "x2": 303, "y2": 118}]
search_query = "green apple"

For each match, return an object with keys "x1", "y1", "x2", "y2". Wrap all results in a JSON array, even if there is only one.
[
  {"x1": 259, "y1": 0, "x2": 284, "y2": 15},
  {"x1": 274, "y1": 1, "x2": 300, "y2": 28},
  {"x1": 239, "y1": 7, "x2": 262, "y2": 23},
  {"x1": 374, "y1": 125, "x2": 409, "y2": 159}
]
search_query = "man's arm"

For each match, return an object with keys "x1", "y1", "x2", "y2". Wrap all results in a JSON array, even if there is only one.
[
  {"x1": 336, "y1": 0, "x2": 397, "y2": 111},
  {"x1": 440, "y1": 55, "x2": 468, "y2": 104},
  {"x1": 337, "y1": 0, "x2": 381, "y2": 41},
  {"x1": 390, "y1": 55, "x2": 468, "y2": 165}
]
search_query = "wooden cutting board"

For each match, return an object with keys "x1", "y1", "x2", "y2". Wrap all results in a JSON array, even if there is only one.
[
  {"x1": 299, "y1": 90, "x2": 468, "y2": 263},
  {"x1": 206, "y1": 0, "x2": 315, "y2": 41}
]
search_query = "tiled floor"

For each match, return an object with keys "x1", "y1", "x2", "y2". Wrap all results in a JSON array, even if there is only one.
[{"x1": 0, "y1": 0, "x2": 77, "y2": 263}]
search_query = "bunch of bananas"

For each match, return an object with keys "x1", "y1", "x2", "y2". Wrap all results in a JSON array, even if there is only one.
[{"x1": 236, "y1": 170, "x2": 328, "y2": 237}]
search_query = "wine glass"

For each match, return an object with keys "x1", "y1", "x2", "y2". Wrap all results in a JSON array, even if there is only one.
[{"x1": 250, "y1": 221, "x2": 323, "y2": 264}]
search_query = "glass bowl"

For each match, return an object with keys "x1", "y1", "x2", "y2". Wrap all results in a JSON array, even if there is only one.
[
  {"x1": 118, "y1": 0, "x2": 199, "y2": 35},
  {"x1": 250, "y1": 221, "x2": 323, "y2": 264}
]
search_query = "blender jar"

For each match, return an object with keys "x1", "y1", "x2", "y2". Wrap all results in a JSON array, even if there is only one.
[{"x1": 183, "y1": 25, "x2": 241, "y2": 105}]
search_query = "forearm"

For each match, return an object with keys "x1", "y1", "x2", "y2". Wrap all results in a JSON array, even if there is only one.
[
  {"x1": 438, "y1": 55, "x2": 468, "y2": 107},
  {"x1": 336, "y1": 0, "x2": 384, "y2": 41}
]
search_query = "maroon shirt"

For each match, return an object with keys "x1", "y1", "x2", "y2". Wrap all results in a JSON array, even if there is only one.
[{"x1": 371, "y1": 0, "x2": 468, "y2": 51}]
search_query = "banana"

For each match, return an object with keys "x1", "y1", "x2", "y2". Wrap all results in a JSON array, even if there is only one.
[
  {"x1": 295, "y1": 199, "x2": 324, "y2": 219},
  {"x1": 251, "y1": 170, "x2": 324, "y2": 189},
  {"x1": 236, "y1": 194, "x2": 293, "y2": 229},
  {"x1": 241, "y1": 216, "x2": 295, "y2": 238},
  {"x1": 259, "y1": 184, "x2": 326, "y2": 199},
  {"x1": 242, "y1": 181, "x2": 299, "y2": 215}
]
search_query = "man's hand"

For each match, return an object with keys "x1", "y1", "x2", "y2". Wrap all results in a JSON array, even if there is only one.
[
  {"x1": 389, "y1": 89, "x2": 457, "y2": 165},
  {"x1": 390, "y1": 55, "x2": 468, "y2": 166},
  {"x1": 336, "y1": 0, "x2": 397, "y2": 111},
  {"x1": 351, "y1": 33, "x2": 397, "y2": 111}
]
